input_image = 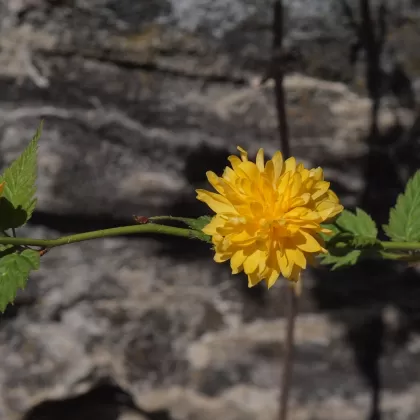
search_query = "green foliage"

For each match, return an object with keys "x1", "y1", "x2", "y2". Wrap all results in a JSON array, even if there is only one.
[
  {"x1": 184, "y1": 216, "x2": 212, "y2": 243},
  {"x1": 184, "y1": 215, "x2": 212, "y2": 232},
  {"x1": 350, "y1": 236, "x2": 379, "y2": 248},
  {"x1": 383, "y1": 170, "x2": 420, "y2": 242},
  {"x1": 336, "y1": 208, "x2": 378, "y2": 238},
  {"x1": 319, "y1": 249, "x2": 361, "y2": 270},
  {"x1": 319, "y1": 208, "x2": 379, "y2": 270},
  {"x1": 318, "y1": 223, "x2": 340, "y2": 242},
  {"x1": 0, "y1": 247, "x2": 40, "y2": 312},
  {"x1": 160, "y1": 216, "x2": 213, "y2": 243},
  {"x1": 0, "y1": 121, "x2": 42, "y2": 230}
]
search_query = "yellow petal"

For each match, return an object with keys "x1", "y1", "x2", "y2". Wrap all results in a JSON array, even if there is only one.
[
  {"x1": 298, "y1": 211, "x2": 322, "y2": 221},
  {"x1": 206, "y1": 171, "x2": 225, "y2": 194},
  {"x1": 315, "y1": 200, "x2": 340, "y2": 219},
  {"x1": 325, "y1": 203, "x2": 344, "y2": 220},
  {"x1": 290, "y1": 172, "x2": 302, "y2": 197},
  {"x1": 216, "y1": 236, "x2": 232, "y2": 252},
  {"x1": 310, "y1": 167, "x2": 324, "y2": 181},
  {"x1": 296, "y1": 163, "x2": 305, "y2": 173},
  {"x1": 264, "y1": 160, "x2": 275, "y2": 184},
  {"x1": 201, "y1": 216, "x2": 224, "y2": 235},
  {"x1": 243, "y1": 249, "x2": 264, "y2": 274},
  {"x1": 285, "y1": 247, "x2": 307, "y2": 269},
  {"x1": 222, "y1": 166, "x2": 238, "y2": 183},
  {"x1": 266, "y1": 269, "x2": 280, "y2": 288},
  {"x1": 327, "y1": 190, "x2": 339, "y2": 203},
  {"x1": 237, "y1": 146, "x2": 248, "y2": 162},
  {"x1": 312, "y1": 181, "x2": 330, "y2": 200},
  {"x1": 289, "y1": 193, "x2": 310, "y2": 208},
  {"x1": 248, "y1": 272, "x2": 263, "y2": 287},
  {"x1": 237, "y1": 161, "x2": 260, "y2": 181},
  {"x1": 271, "y1": 151, "x2": 284, "y2": 181},
  {"x1": 228, "y1": 155, "x2": 242, "y2": 171},
  {"x1": 277, "y1": 249, "x2": 293, "y2": 278},
  {"x1": 256, "y1": 148, "x2": 265, "y2": 172},
  {"x1": 0, "y1": 182, "x2": 5, "y2": 196},
  {"x1": 277, "y1": 171, "x2": 291, "y2": 195},
  {"x1": 258, "y1": 256, "x2": 267, "y2": 274},
  {"x1": 230, "y1": 230, "x2": 255, "y2": 245},
  {"x1": 196, "y1": 189, "x2": 235, "y2": 213},
  {"x1": 214, "y1": 252, "x2": 230, "y2": 263},
  {"x1": 231, "y1": 249, "x2": 247, "y2": 273},
  {"x1": 296, "y1": 230, "x2": 322, "y2": 253},
  {"x1": 284, "y1": 157, "x2": 297, "y2": 173}
]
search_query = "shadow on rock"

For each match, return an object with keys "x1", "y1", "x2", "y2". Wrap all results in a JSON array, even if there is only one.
[
  {"x1": 22, "y1": 380, "x2": 172, "y2": 420},
  {"x1": 312, "y1": 115, "x2": 420, "y2": 420}
]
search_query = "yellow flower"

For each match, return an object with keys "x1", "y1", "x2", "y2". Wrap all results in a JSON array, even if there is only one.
[{"x1": 196, "y1": 147, "x2": 343, "y2": 289}]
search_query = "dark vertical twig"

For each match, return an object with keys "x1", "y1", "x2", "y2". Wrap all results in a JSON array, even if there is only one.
[
  {"x1": 339, "y1": 3, "x2": 389, "y2": 419},
  {"x1": 272, "y1": 0, "x2": 291, "y2": 160},
  {"x1": 341, "y1": 0, "x2": 387, "y2": 136},
  {"x1": 278, "y1": 288, "x2": 299, "y2": 420},
  {"x1": 270, "y1": 2, "x2": 296, "y2": 420}
]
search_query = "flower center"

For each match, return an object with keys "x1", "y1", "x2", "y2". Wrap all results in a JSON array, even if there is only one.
[{"x1": 258, "y1": 217, "x2": 291, "y2": 238}]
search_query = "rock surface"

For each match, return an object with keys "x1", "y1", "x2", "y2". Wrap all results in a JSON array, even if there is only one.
[{"x1": 0, "y1": 1, "x2": 420, "y2": 420}]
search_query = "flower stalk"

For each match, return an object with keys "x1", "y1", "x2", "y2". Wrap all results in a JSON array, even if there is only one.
[
  {"x1": 0, "y1": 223, "x2": 202, "y2": 251},
  {"x1": 0, "y1": 230, "x2": 418, "y2": 257}
]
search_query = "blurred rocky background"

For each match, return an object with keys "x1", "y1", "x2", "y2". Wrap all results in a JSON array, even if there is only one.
[{"x1": 0, "y1": 0, "x2": 420, "y2": 419}]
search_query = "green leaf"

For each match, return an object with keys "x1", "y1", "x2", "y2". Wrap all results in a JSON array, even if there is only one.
[
  {"x1": 319, "y1": 249, "x2": 361, "y2": 270},
  {"x1": 319, "y1": 210, "x2": 380, "y2": 270},
  {"x1": 0, "y1": 247, "x2": 40, "y2": 312},
  {"x1": 336, "y1": 208, "x2": 378, "y2": 238},
  {"x1": 189, "y1": 230, "x2": 212, "y2": 243},
  {"x1": 165, "y1": 216, "x2": 213, "y2": 242},
  {"x1": 383, "y1": 170, "x2": 420, "y2": 242},
  {"x1": 185, "y1": 216, "x2": 212, "y2": 243},
  {"x1": 319, "y1": 223, "x2": 341, "y2": 242},
  {"x1": 0, "y1": 121, "x2": 42, "y2": 229},
  {"x1": 184, "y1": 216, "x2": 212, "y2": 232},
  {"x1": 351, "y1": 236, "x2": 381, "y2": 248}
]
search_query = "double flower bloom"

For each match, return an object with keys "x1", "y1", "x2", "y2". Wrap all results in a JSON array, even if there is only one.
[{"x1": 196, "y1": 147, "x2": 343, "y2": 288}]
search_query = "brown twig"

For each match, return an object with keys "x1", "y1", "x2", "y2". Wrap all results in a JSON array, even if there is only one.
[
  {"x1": 279, "y1": 288, "x2": 299, "y2": 420},
  {"x1": 270, "y1": 2, "x2": 297, "y2": 420},
  {"x1": 272, "y1": 0, "x2": 291, "y2": 160}
]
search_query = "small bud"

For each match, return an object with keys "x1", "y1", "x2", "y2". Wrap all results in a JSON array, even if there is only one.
[{"x1": 133, "y1": 215, "x2": 149, "y2": 224}]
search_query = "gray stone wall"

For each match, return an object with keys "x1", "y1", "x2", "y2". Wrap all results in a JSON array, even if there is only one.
[{"x1": 0, "y1": 1, "x2": 420, "y2": 419}]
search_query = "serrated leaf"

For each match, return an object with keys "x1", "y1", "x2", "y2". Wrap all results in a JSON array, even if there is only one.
[
  {"x1": 319, "y1": 223, "x2": 341, "y2": 242},
  {"x1": 383, "y1": 170, "x2": 420, "y2": 242},
  {"x1": 336, "y1": 208, "x2": 377, "y2": 238},
  {"x1": 0, "y1": 198, "x2": 28, "y2": 231},
  {"x1": 186, "y1": 216, "x2": 213, "y2": 243},
  {"x1": 0, "y1": 248, "x2": 40, "y2": 312},
  {"x1": 319, "y1": 249, "x2": 361, "y2": 270},
  {"x1": 0, "y1": 122, "x2": 42, "y2": 229},
  {"x1": 189, "y1": 230, "x2": 212, "y2": 243},
  {"x1": 185, "y1": 215, "x2": 213, "y2": 232},
  {"x1": 351, "y1": 236, "x2": 381, "y2": 248}
]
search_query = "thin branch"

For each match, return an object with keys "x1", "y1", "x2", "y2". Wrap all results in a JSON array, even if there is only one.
[
  {"x1": 270, "y1": 2, "x2": 295, "y2": 420},
  {"x1": 272, "y1": 0, "x2": 291, "y2": 160},
  {"x1": 0, "y1": 223, "x2": 204, "y2": 249},
  {"x1": 0, "y1": 230, "x2": 415, "y2": 255},
  {"x1": 279, "y1": 289, "x2": 299, "y2": 420}
]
